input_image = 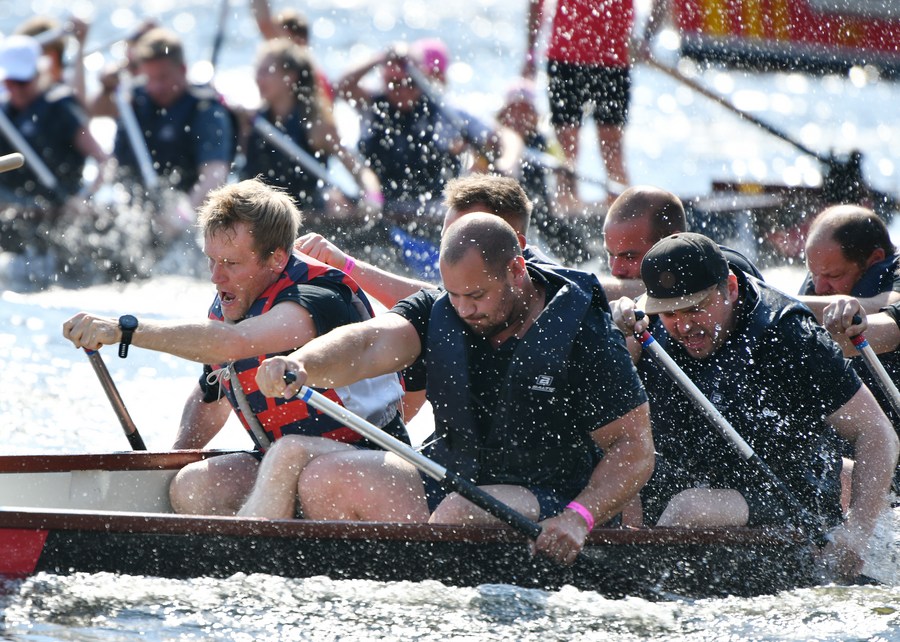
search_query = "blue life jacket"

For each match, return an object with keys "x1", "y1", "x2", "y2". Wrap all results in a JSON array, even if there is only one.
[
  {"x1": 423, "y1": 263, "x2": 607, "y2": 488},
  {"x1": 115, "y1": 84, "x2": 235, "y2": 191}
]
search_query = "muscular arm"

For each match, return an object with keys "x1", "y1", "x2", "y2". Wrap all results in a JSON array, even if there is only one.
[
  {"x1": 533, "y1": 402, "x2": 655, "y2": 564},
  {"x1": 171, "y1": 384, "x2": 233, "y2": 449},
  {"x1": 599, "y1": 275, "x2": 645, "y2": 302},
  {"x1": 296, "y1": 232, "x2": 434, "y2": 308},
  {"x1": 800, "y1": 291, "x2": 900, "y2": 323},
  {"x1": 577, "y1": 402, "x2": 655, "y2": 523},
  {"x1": 828, "y1": 386, "x2": 899, "y2": 536},
  {"x1": 64, "y1": 301, "x2": 320, "y2": 364},
  {"x1": 855, "y1": 313, "x2": 900, "y2": 354},
  {"x1": 256, "y1": 312, "x2": 422, "y2": 396}
]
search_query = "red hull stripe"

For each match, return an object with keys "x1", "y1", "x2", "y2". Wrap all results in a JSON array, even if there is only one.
[{"x1": 0, "y1": 529, "x2": 48, "y2": 577}]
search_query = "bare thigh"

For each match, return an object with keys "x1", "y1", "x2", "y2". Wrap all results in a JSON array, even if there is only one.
[
  {"x1": 169, "y1": 452, "x2": 259, "y2": 515},
  {"x1": 298, "y1": 450, "x2": 430, "y2": 522},
  {"x1": 657, "y1": 488, "x2": 749, "y2": 528},
  {"x1": 430, "y1": 484, "x2": 540, "y2": 525}
]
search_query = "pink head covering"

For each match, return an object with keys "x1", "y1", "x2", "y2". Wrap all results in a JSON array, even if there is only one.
[{"x1": 410, "y1": 37, "x2": 449, "y2": 81}]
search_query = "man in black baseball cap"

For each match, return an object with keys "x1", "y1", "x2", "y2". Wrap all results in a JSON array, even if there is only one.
[
  {"x1": 610, "y1": 231, "x2": 897, "y2": 582},
  {"x1": 637, "y1": 232, "x2": 737, "y2": 359}
]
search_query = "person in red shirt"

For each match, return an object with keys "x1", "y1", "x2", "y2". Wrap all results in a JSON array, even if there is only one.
[{"x1": 523, "y1": 0, "x2": 668, "y2": 210}]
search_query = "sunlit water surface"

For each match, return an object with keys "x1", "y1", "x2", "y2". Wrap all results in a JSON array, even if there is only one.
[{"x1": 4, "y1": 0, "x2": 900, "y2": 639}]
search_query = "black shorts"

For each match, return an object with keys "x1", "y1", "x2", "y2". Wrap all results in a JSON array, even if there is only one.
[
  {"x1": 547, "y1": 62, "x2": 631, "y2": 127},
  {"x1": 640, "y1": 457, "x2": 841, "y2": 530}
]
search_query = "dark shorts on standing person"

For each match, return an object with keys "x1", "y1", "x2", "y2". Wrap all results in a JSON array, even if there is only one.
[{"x1": 547, "y1": 62, "x2": 630, "y2": 127}]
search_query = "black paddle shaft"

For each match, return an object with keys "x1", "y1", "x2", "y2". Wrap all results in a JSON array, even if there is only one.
[{"x1": 85, "y1": 349, "x2": 147, "y2": 450}]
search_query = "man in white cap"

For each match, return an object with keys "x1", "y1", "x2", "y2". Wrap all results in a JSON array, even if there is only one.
[
  {"x1": 0, "y1": 34, "x2": 109, "y2": 245},
  {"x1": 611, "y1": 232, "x2": 897, "y2": 581},
  {"x1": 0, "y1": 35, "x2": 107, "y2": 264}
]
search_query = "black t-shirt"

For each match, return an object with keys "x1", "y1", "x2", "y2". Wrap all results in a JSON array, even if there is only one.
[{"x1": 640, "y1": 274, "x2": 860, "y2": 526}]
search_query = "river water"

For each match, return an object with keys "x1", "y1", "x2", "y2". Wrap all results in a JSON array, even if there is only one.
[{"x1": 3, "y1": 0, "x2": 900, "y2": 639}]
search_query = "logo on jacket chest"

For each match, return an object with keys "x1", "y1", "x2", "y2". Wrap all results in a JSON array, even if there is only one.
[{"x1": 529, "y1": 375, "x2": 556, "y2": 393}]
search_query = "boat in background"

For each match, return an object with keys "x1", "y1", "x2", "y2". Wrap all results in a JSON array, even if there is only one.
[
  {"x1": 0, "y1": 451, "x2": 821, "y2": 600},
  {"x1": 674, "y1": 0, "x2": 900, "y2": 75}
]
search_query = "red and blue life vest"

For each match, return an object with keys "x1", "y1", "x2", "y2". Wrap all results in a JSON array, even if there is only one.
[{"x1": 208, "y1": 252, "x2": 402, "y2": 449}]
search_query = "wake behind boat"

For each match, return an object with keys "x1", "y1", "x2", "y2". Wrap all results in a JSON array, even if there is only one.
[{"x1": 0, "y1": 450, "x2": 820, "y2": 600}]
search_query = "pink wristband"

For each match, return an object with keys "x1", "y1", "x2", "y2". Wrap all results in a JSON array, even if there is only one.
[
  {"x1": 566, "y1": 501, "x2": 595, "y2": 532},
  {"x1": 343, "y1": 256, "x2": 356, "y2": 275}
]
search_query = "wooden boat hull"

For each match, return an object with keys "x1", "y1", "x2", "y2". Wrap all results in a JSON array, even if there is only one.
[{"x1": 0, "y1": 452, "x2": 819, "y2": 599}]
